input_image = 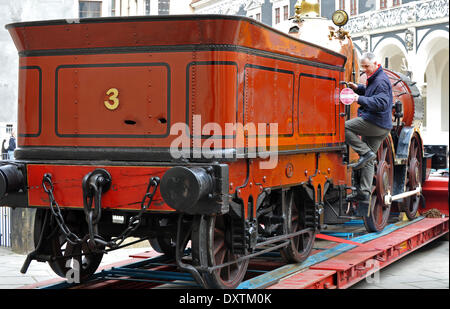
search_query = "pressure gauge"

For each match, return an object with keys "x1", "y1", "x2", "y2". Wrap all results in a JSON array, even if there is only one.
[{"x1": 332, "y1": 10, "x2": 349, "y2": 27}]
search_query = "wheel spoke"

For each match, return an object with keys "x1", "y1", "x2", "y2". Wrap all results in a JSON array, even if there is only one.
[
  {"x1": 411, "y1": 141, "x2": 418, "y2": 159},
  {"x1": 402, "y1": 135, "x2": 422, "y2": 220},
  {"x1": 280, "y1": 191, "x2": 315, "y2": 263},
  {"x1": 213, "y1": 238, "x2": 226, "y2": 257},
  {"x1": 365, "y1": 137, "x2": 393, "y2": 233},
  {"x1": 376, "y1": 204, "x2": 383, "y2": 226},
  {"x1": 194, "y1": 215, "x2": 248, "y2": 288}
]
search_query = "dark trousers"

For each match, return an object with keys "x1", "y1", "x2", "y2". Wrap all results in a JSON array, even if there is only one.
[{"x1": 345, "y1": 117, "x2": 390, "y2": 194}]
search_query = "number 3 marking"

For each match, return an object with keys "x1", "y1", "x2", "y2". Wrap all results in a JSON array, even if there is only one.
[{"x1": 104, "y1": 88, "x2": 119, "y2": 110}]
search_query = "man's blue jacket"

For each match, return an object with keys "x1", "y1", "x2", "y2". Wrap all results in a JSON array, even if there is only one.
[{"x1": 355, "y1": 65, "x2": 393, "y2": 130}]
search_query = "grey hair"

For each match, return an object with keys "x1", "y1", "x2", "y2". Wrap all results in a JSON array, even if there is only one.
[{"x1": 361, "y1": 52, "x2": 377, "y2": 63}]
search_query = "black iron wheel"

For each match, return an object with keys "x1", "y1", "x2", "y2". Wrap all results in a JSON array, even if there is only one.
[
  {"x1": 33, "y1": 209, "x2": 103, "y2": 282},
  {"x1": 280, "y1": 191, "x2": 315, "y2": 263},
  {"x1": 191, "y1": 214, "x2": 249, "y2": 289},
  {"x1": 363, "y1": 137, "x2": 394, "y2": 232},
  {"x1": 402, "y1": 133, "x2": 423, "y2": 220},
  {"x1": 148, "y1": 217, "x2": 178, "y2": 257}
]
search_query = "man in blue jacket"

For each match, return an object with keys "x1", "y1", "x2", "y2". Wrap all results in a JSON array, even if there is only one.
[
  {"x1": 7, "y1": 131, "x2": 16, "y2": 160},
  {"x1": 346, "y1": 52, "x2": 393, "y2": 203}
]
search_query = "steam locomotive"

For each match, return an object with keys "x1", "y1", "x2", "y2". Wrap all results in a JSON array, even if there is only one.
[{"x1": 0, "y1": 3, "x2": 427, "y2": 289}]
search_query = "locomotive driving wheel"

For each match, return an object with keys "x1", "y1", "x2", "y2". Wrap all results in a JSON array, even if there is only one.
[
  {"x1": 34, "y1": 209, "x2": 103, "y2": 282},
  {"x1": 363, "y1": 137, "x2": 394, "y2": 232},
  {"x1": 280, "y1": 190, "x2": 315, "y2": 263},
  {"x1": 191, "y1": 214, "x2": 249, "y2": 289},
  {"x1": 402, "y1": 133, "x2": 423, "y2": 220},
  {"x1": 149, "y1": 216, "x2": 180, "y2": 257}
]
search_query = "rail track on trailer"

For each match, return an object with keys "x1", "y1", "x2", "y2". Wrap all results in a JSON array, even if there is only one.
[{"x1": 22, "y1": 216, "x2": 448, "y2": 290}]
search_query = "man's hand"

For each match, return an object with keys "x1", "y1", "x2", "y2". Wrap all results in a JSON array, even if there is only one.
[
  {"x1": 348, "y1": 82, "x2": 358, "y2": 91},
  {"x1": 354, "y1": 94, "x2": 359, "y2": 103}
]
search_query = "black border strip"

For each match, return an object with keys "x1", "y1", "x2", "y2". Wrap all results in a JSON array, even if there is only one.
[
  {"x1": 186, "y1": 61, "x2": 239, "y2": 139},
  {"x1": 15, "y1": 143, "x2": 346, "y2": 161},
  {"x1": 243, "y1": 64, "x2": 295, "y2": 138},
  {"x1": 18, "y1": 44, "x2": 344, "y2": 73},
  {"x1": 18, "y1": 66, "x2": 42, "y2": 138},
  {"x1": 54, "y1": 62, "x2": 171, "y2": 138},
  {"x1": 298, "y1": 73, "x2": 337, "y2": 137},
  {"x1": 6, "y1": 14, "x2": 347, "y2": 63}
]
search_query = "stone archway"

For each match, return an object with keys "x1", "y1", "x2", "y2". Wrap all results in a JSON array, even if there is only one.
[
  {"x1": 414, "y1": 30, "x2": 449, "y2": 146},
  {"x1": 373, "y1": 37, "x2": 408, "y2": 74}
]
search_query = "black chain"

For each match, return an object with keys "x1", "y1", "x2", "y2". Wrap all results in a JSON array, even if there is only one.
[
  {"x1": 42, "y1": 174, "x2": 84, "y2": 245},
  {"x1": 103, "y1": 177, "x2": 160, "y2": 249},
  {"x1": 42, "y1": 173, "x2": 160, "y2": 250}
]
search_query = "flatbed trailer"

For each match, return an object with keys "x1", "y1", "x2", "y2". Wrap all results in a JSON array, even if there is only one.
[{"x1": 22, "y1": 216, "x2": 448, "y2": 290}]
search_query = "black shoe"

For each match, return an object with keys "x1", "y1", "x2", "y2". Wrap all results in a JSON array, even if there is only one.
[
  {"x1": 354, "y1": 190, "x2": 370, "y2": 202},
  {"x1": 349, "y1": 151, "x2": 376, "y2": 170},
  {"x1": 356, "y1": 201, "x2": 370, "y2": 217},
  {"x1": 346, "y1": 189, "x2": 370, "y2": 203}
]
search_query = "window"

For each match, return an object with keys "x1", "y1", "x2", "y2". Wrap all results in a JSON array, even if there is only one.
[
  {"x1": 283, "y1": 5, "x2": 288, "y2": 20},
  {"x1": 350, "y1": 0, "x2": 357, "y2": 15},
  {"x1": 111, "y1": 0, "x2": 115, "y2": 16},
  {"x1": 380, "y1": 0, "x2": 387, "y2": 9},
  {"x1": 6, "y1": 124, "x2": 13, "y2": 134},
  {"x1": 158, "y1": 0, "x2": 170, "y2": 15},
  {"x1": 275, "y1": 7, "x2": 280, "y2": 24},
  {"x1": 145, "y1": 0, "x2": 150, "y2": 15},
  {"x1": 256, "y1": 13, "x2": 261, "y2": 21},
  {"x1": 339, "y1": 0, "x2": 345, "y2": 10},
  {"x1": 393, "y1": 0, "x2": 401, "y2": 6},
  {"x1": 79, "y1": 1, "x2": 102, "y2": 18}
]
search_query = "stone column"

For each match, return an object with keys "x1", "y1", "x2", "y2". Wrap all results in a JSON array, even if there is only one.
[{"x1": 11, "y1": 208, "x2": 35, "y2": 254}]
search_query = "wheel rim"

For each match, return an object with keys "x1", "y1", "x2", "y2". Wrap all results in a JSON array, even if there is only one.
[
  {"x1": 364, "y1": 138, "x2": 393, "y2": 232},
  {"x1": 149, "y1": 217, "x2": 181, "y2": 257},
  {"x1": 34, "y1": 209, "x2": 103, "y2": 282},
  {"x1": 48, "y1": 234, "x2": 104, "y2": 282},
  {"x1": 280, "y1": 191, "x2": 315, "y2": 263},
  {"x1": 192, "y1": 214, "x2": 248, "y2": 289},
  {"x1": 403, "y1": 134, "x2": 422, "y2": 220},
  {"x1": 206, "y1": 215, "x2": 248, "y2": 288}
]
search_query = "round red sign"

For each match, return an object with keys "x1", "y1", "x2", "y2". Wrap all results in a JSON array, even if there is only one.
[{"x1": 340, "y1": 87, "x2": 355, "y2": 105}]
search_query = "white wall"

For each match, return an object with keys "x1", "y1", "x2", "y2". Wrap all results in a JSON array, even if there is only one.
[
  {"x1": 170, "y1": 0, "x2": 194, "y2": 14},
  {"x1": 0, "y1": 0, "x2": 78, "y2": 141}
]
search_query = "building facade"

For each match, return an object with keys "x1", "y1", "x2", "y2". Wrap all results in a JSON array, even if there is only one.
[
  {"x1": 191, "y1": 0, "x2": 449, "y2": 147},
  {"x1": 79, "y1": 0, "x2": 193, "y2": 17},
  {"x1": 346, "y1": 0, "x2": 449, "y2": 146}
]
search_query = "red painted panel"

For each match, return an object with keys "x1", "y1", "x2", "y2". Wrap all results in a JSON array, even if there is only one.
[
  {"x1": 244, "y1": 65, "x2": 294, "y2": 136},
  {"x1": 268, "y1": 269, "x2": 336, "y2": 289},
  {"x1": 299, "y1": 74, "x2": 337, "y2": 136},
  {"x1": 188, "y1": 63, "x2": 238, "y2": 133},
  {"x1": 56, "y1": 64, "x2": 169, "y2": 136},
  {"x1": 18, "y1": 67, "x2": 41, "y2": 136},
  {"x1": 7, "y1": 17, "x2": 346, "y2": 68},
  {"x1": 422, "y1": 176, "x2": 449, "y2": 216},
  {"x1": 27, "y1": 164, "x2": 173, "y2": 211}
]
